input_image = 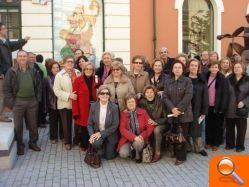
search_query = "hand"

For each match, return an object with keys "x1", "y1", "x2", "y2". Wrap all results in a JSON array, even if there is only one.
[
  {"x1": 148, "y1": 118, "x2": 158, "y2": 126},
  {"x1": 134, "y1": 136, "x2": 143, "y2": 144},
  {"x1": 25, "y1": 36, "x2": 31, "y2": 41},
  {"x1": 199, "y1": 114, "x2": 205, "y2": 119},
  {"x1": 171, "y1": 107, "x2": 182, "y2": 117},
  {"x1": 0, "y1": 74, "x2": 4, "y2": 80},
  {"x1": 157, "y1": 91, "x2": 163, "y2": 98},
  {"x1": 238, "y1": 101, "x2": 244, "y2": 108},
  {"x1": 69, "y1": 91, "x2": 77, "y2": 100}
]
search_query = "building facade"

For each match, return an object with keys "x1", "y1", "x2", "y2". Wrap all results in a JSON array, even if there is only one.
[{"x1": 0, "y1": 0, "x2": 248, "y2": 68}]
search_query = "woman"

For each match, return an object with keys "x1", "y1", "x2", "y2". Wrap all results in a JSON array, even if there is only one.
[
  {"x1": 209, "y1": 51, "x2": 219, "y2": 62},
  {"x1": 96, "y1": 52, "x2": 113, "y2": 83},
  {"x1": 226, "y1": 63, "x2": 249, "y2": 152},
  {"x1": 103, "y1": 61, "x2": 135, "y2": 111},
  {"x1": 43, "y1": 61, "x2": 63, "y2": 143},
  {"x1": 88, "y1": 85, "x2": 119, "y2": 161},
  {"x1": 150, "y1": 58, "x2": 168, "y2": 97},
  {"x1": 176, "y1": 53, "x2": 188, "y2": 65},
  {"x1": 53, "y1": 55, "x2": 81, "y2": 150},
  {"x1": 139, "y1": 85, "x2": 168, "y2": 162},
  {"x1": 72, "y1": 62, "x2": 99, "y2": 151},
  {"x1": 127, "y1": 55, "x2": 150, "y2": 99},
  {"x1": 185, "y1": 59, "x2": 209, "y2": 156},
  {"x1": 203, "y1": 61, "x2": 229, "y2": 151},
  {"x1": 163, "y1": 60, "x2": 193, "y2": 165},
  {"x1": 220, "y1": 57, "x2": 233, "y2": 77},
  {"x1": 117, "y1": 94, "x2": 154, "y2": 163},
  {"x1": 75, "y1": 55, "x2": 88, "y2": 72}
]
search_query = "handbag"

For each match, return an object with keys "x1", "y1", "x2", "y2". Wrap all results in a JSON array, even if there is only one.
[
  {"x1": 166, "y1": 125, "x2": 186, "y2": 144},
  {"x1": 142, "y1": 131, "x2": 153, "y2": 163},
  {"x1": 84, "y1": 145, "x2": 101, "y2": 168},
  {"x1": 236, "y1": 106, "x2": 249, "y2": 118}
]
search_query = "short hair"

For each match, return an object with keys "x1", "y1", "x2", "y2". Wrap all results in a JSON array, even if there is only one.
[
  {"x1": 176, "y1": 53, "x2": 188, "y2": 62},
  {"x1": 102, "y1": 51, "x2": 114, "y2": 60},
  {"x1": 220, "y1": 57, "x2": 233, "y2": 71},
  {"x1": 111, "y1": 61, "x2": 126, "y2": 73},
  {"x1": 143, "y1": 85, "x2": 158, "y2": 96},
  {"x1": 159, "y1": 47, "x2": 168, "y2": 53},
  {"x1": 74, "y1": 49, "x2": 84, "y2": 55},
  {"x1": 151, "y1": 58, "x2": 164, "y2": 69},
  {"x1": 0, "y1": 22, "x2": 5, "y2": 29},
  {"x1": 232, "y1": 62, "x2": 246, "y2": 75},
  {"x1": 82, "y1": 61, "x2": 95, "y2": 75},
  {"x1": 27, "y1": 52, "x2": 36, "y2": 56},
  {"x1": 97, "y1": 85, "x2": 111, "y2": 96},
  {"x1": 36, "y1": 54, "x2": 44, "y2": 63},
  {"x1": 171, "y1": 60, "x2": 186, "y2": 76},
  {"x1": 63, "y1": 55, "x2": 74, "y2": 63},
  {"x1": 131, "y1": 55, "x2": 145, "y2": 64},
  {"x1": 124, "y1": 93, "x2": 137, "y2": 106},
  {"x1": 209, "y1": 51, "x2": 219, "y2": 60},
  {"x1": 48, "y1": 61, "x2": 60, "y2": 73},
  {"x1": 187, "y1": 58, "x2": 201, "y2": 72},
  {"x1": 45, "y1": 58, "x2": 55, "y2": 70},
  {"x1": 208, "y1": 60, "x2": 220, "y2": 68}
]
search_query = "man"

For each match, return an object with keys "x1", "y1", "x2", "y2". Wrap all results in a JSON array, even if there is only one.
[
  {"x1": 159, "y1": 47, "x2": 175, "y2": 74},
  {"x1": 74, "y1": 49, "x2": 84, "y2": 61},
  {"x1": 0, "y1": 22, "x2": 30, "y2": 122},
  {"x1": 27, "y1": 52, "x2": 47, "y2": 128},
  {"x1": 200, "y1": 51, "x2": 210, "y2": 73},
  {"x1": 3, "y1": 50, "x2": 41, "y2": 155}
]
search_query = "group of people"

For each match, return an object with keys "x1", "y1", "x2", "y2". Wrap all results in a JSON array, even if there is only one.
[{"x1": 0, "y1": 22, "x2": 249, "y2": 167}]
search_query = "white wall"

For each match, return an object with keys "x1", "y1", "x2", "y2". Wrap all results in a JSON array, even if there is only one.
[{"x1": 21, "y1": 0, "x2": 131, "y2": 68}]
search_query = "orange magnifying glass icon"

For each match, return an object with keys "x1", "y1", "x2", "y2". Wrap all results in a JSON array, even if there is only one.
[{"x1": 217, "y1": 157, "x2": 244, "y2": 185}]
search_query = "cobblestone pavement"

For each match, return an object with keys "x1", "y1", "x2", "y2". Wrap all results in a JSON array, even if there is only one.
[{"x1": 0, "y1": 127, "x2": 248, "y2": 187}]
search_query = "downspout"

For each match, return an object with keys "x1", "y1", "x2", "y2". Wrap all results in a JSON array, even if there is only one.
[{"x1": 153, "y1": 0, "x2": 157, "y2": 58}]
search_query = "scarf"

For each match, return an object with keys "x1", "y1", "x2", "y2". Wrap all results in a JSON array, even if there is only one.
[{"x1": 129, "y1": 111, "x2": 140, "y2": 135}]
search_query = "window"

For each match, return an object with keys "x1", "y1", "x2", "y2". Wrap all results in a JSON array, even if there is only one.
[
  {"x1": 0, "y1": 1, "x2": 21, "y2": 39},
  {"x1": 182, "y1": 0, "x2": 214, "y2": 56}
]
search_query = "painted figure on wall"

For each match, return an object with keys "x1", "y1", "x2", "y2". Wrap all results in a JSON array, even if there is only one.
[
  {"x1": 217, "y1": 4, "x2": 249, "y2": 64},
  {"x1": 59, "y1": 0, "x2": 101, "y2": 60}
]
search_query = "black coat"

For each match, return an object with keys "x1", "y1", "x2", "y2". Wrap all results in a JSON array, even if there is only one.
[
  {"x1": 226, "y1": 74, "x2": 249, "y2": 118},
  {"x1": 3, "y1": 64, "x2": 42, "y2": 109},
  {"x1": 185, "y1": 73, "x2": 209, "y2": 137},
  {"x1": 163, "y1": 75, "x2": 193, "y2": 123},
  {"x1": 163, "y1": 57, "x2": 175, "y2": 75},
  {"x1": 43, "y1": 75, "x2": 57, "y2": 113},
  {"x1": 95, "y1": 64, "x2": 111, "y2": 82},
  {"x1": 203, "y1": 71, "x2": 229, "y2": 113},
  {"x1": 0, "y1": 39, "x2": 27, "y2": 75},
  {"x1": 150, "y1": 73, "x2": 169, "y2": 91}
]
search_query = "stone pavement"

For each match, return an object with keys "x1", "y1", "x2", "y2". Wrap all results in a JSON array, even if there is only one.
[{"x1": 0, "y1": 126, "x2": 248, "y2": 187}]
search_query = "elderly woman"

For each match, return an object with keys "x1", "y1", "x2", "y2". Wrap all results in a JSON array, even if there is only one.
[
  {"x1": 96, "y1": 52, "x2": 113, "y2": 83},
  {"x1": 185, "y1": 59, "x2": 209, "y2": 156},
  {"x1": 72, "y1": 62, "x2": 99, "y2": 151},
  {"x1": 150, "y1": 58, "x2": 168, "y2": 95},
  {"x1": 226, "y1": 63, "x2": 249, "y2": 152},
  {"x1": 87, "y1": 85, "x2": 119, "y2": 162},
  {"x1": 53, "y1": 55, "x2": 81, "y2": 150},
  {"x1": 75, "y1": 55, "x2": 88, "y2": 72},
  {"x1": 220, "y1": 57, "x2": 233, "y2": 77},
  {"x1": 103, "y1": 61, "x2": 135, "y2": 111},
  {"x1": 139, "y1": 85, "x2": 168, "y2": 162},
  {"x1": 163, "y1": 60, "x2": 193, "y2": 165},
  {"x1": 43, "y1": 61, "x2": 63, "y2": 144},
  {"x1": 176, "y1": 53, "x2": 188, "y2": 66},
  {"x1": 127, "y1": 55, "x2": 150, "y2": 99},
  {"x1": 117, "y1": 94, "x2": 154, "y2": 163}
]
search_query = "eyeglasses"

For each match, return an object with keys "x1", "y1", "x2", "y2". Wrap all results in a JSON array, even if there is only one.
[
  {"x1": 112, "y1": 68, "x2": 121, "y2": 72},
  {"x1": 133, "y1": 61, "x2": 143, "y2": 65},
  {"x1": 99, "y1": 92, "x2": 110, "y2": 96},
  {"x1": 85, "y1": 68, "x2": 93, "y2": 71}
]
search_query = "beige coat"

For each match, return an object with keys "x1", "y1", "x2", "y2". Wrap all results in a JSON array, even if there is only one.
[
  {"x1": 104, "y1": 74, "x2": 135, "y2": 111},
  {"x1": 127, "y1": 70, "x2": 150, "y2": 94},
  {"x1": 53, "y1": 68, "x2": 81, "y2": 110}
]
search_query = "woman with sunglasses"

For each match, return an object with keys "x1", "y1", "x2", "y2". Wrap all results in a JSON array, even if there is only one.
[
  {"x1": 127, "y1": 55, "x2": 150, "y2": 99},
  {"x1": 72, "y1": 62, "x2": 100, "y2": 151},
  {"x1": 87, "y1": 85, "x2": 119, "y2": 164},
  {"x1": 103, "y1": 61, "x2": 135, "y2": 111}
]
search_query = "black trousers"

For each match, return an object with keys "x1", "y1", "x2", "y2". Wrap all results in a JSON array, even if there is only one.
[
  {"x1": 38, "y1": 101, "x2": 47, "y2": 125},
  {"x1": 49, "y1": 108, "x2": 63, "y2": 140},
  {"x1": 73, "y1": 125, "x2": 89, "y2": 148},
  {"x1": 205, "y1": 107, "x2": 224, "y2": 147},
  {"x1": 13, "y1": 98, "x2": 38, "y2": 150},
  {"x1": 226, "y1": 118, "x2": 247, "y2": 150},
  {"x1": 59, "y1": 109, "x2": 72, "y2": 145},
  {"x1": 172, "y1": 123, "x2": 189, "y2": 161}
]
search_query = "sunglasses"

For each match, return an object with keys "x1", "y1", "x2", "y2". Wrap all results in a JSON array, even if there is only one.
[
  {"x1": 133, "y1": 61, "x2": 143, "y2": 65},
  {"x1": 112, "y1": 68, "x2": 121, "y2": 72},
  {"x1": 99, "y1": 92, "x2": 110, "y2": 96}
]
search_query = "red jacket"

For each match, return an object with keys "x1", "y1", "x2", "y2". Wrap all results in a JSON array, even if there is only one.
[
  {"x1": 117, "y1": 108, "x2": 154, "y2": 151},
  {"x1": 72, "y1": 75, "x2": 98, "y2": 126}
]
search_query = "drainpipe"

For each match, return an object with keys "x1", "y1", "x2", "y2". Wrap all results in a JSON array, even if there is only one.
[{"x1": 153, "y1": 0, "x2": 157, "y2": 59}]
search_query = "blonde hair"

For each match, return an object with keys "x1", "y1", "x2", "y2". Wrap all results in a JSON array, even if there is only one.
[
  {"x1": 82, "y1": 62, "x2": 95, "y2": 75},
  {"x1": 111, "y1": 61, "x2": 126, "y2": 73}
]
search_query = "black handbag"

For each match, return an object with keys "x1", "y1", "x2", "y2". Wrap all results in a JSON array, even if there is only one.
[
  {"x1": 236, "y1": 106, "x2": 249, "y2": 118},
  {"x1": 166, "y1": 125, "x2": 186, "y2": 144},
  {"x1": 84, "y1": 145, "x2": 101, "y2": 168}
]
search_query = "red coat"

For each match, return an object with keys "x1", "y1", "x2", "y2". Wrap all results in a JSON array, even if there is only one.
[
  {"x1": 72, "y1": 75, "x2": 98, "y2": 126},
  {"x1": 116, "y1": 108, "x2": 154, "y2": 151}
]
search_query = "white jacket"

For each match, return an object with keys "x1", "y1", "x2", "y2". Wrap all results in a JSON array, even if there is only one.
[{"x1": 53, "y1": 68, "x2": 81, "y2": 109}]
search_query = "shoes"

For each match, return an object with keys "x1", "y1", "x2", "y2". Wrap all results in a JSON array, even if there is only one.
[
  {"x1": 236, "y1": 148, "x2": 245, "y2": 152},
  {"x1": 204, "y1": 144, "x2": 211, "y2": 149},
  {"x1": 80, "y1": 147, "x2": 87, "y2": 152},
  {"x1": 29, "y1": 144, "x2": 41, "y2": 152},
  {"x1": 135, "y1": 158, "x2": 142, "y2": 163},
  {"x1": 0, "y1": 116, "x2": 12, "y2": 123},
  {"x1": 50, "y1": 140, "x2": 57, "y2": 144},
  {"x1": 211, "y1": 146, "x2": 218, "y2": 151},
  {"x1": 65, "y1": 144, "x2": 72, "y2": 150},
  {"x1": 151, "y1": 154, "x2": 161, "y2": 163},
  {"x1": 17, "y1": 147, "x2": 25, "y2": 156},
  {"x1": 38, "y1": 124, "x2": 46, "y2": 128},
  {"x1": 199, "y1": 150, "x2": 208, "y2": 156},
  {"x1": 225, "y1": 146, "x2": 234, "y2": 150},
  {"x1": 175, "y1": 160, "x2": 184, "y2": 166}
]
